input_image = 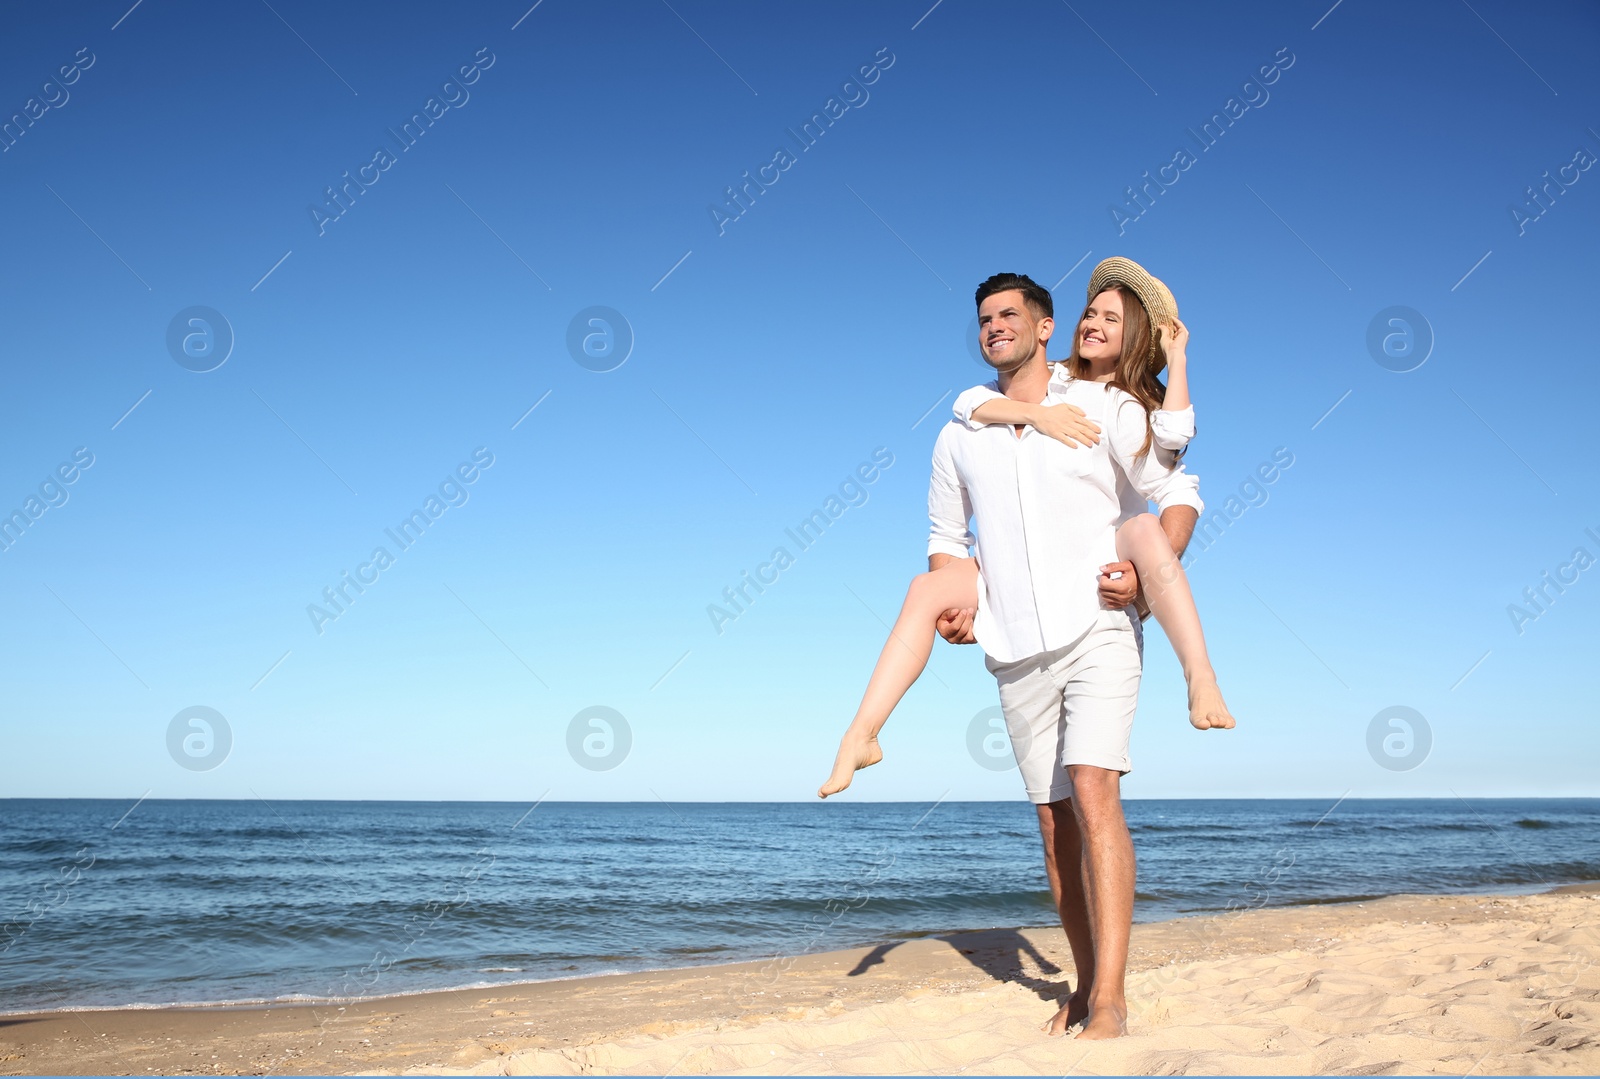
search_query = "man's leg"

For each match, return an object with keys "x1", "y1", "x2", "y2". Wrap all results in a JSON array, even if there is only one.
[
  {"x1": 986, "y1": 647, "x2": 1094, "y2": 1032},
  {"x1": 1056, "y1": 611, "x2": 1143, "y2": 1040},
  {"x1": 1067, "y1": 764, "x2": 1134, "y2": 1039},
  {"x1": 1036, "y1": 798, "x2": 1096, "y2": 1035}
]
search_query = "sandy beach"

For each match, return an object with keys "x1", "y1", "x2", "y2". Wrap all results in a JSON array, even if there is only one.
[{"x1": 3, "y1": 884, "x2": 1595, "y2": 1076}]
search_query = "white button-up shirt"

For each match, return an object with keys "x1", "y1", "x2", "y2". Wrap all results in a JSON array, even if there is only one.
[
  {"x1": 953, "y1": 366, "x2": 1196, "y2": 531},
  {"x1": 927, "y1": 374, "x2": 1203, "y2": 664}
]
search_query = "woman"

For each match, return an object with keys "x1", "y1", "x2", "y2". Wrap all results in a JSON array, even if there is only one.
[{"x1": 819, "y1": 258, "x2": 1234, "y2": 799}]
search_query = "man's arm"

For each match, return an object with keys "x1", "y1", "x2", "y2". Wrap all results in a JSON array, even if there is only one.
[
  {"x1": 926, "y1": 426, "x2": 974, "y2": 559},
  {"x1": 1160, "y1": 504, "x2": 1198, "y2": 559},
  {"x1": 926, "y1": 429, "x2": 978, "y2": 644},
  {"x1": 1099, "y1": 503, "x2": 1198, "y2": 608},
  {"x1": 929, "y1": 552, "x2": 977, "y2": 643}
]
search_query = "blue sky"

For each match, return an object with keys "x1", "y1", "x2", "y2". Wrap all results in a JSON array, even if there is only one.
[{"x1": 1, "y1": 0, "x2": 1595, "y2": 802}]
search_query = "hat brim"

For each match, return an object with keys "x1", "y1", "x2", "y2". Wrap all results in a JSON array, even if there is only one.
[{"x1": 1086, "y1": 256, "x2": 1178, "y2": 330}]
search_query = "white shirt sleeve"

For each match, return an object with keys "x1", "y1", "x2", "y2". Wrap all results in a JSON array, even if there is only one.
[
  {"x1": 1151, "y1": 405, "x2": 1195, "y2": 451},
  {"x1": 927, "y1": 424, "x2": 975, "y2": 559},
  {"x1": 951, "y1": 382, "x2": 1003, "y2": 430},
  {"x1": 1106, "y1": 393, "x2": 1203, "y2": 515}
]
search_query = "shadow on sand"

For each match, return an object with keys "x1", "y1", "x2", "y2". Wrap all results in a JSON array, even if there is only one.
[{"x1": 845, "y1": 927, "x2": 1074, "y2": 1002}]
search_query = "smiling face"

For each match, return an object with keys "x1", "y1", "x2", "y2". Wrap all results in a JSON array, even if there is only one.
[
  {"x1": 977, "y1": 290, "x2": 1053, "y2": 372},
  {"x1": 1077, "y1": 289, "x2": 1125, "y2": 369}
]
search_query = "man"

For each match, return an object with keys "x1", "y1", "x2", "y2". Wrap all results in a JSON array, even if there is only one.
[{"x1": 926, "y1": 272, "x2": 1201, "y2": 1040}]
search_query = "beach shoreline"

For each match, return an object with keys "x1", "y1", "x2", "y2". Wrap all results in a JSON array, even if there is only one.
[
  {"x1": 2, "y1": 878, "x2": 1581, "y2": 1021},
  {"x1": 2, "y1": 882, "x2": 1595, "y2": 1076}
]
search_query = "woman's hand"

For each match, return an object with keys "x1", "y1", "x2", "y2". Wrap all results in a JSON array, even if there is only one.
[
  {"x1": 1157, "y1": 317, "x2": 1192, "y2": 411},
  {"x1": 1159, "y1": 317, "x2": 1189, "y2": 366},
  {"x1": 1032, "y1": 403, "x2": 1101, "y2": 448},
  {"x1": 1164, "y1": 316, "x2": 1190, "y2": 368}
]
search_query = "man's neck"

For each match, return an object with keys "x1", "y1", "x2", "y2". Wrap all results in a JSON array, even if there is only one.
[{"x1": 996, "y1": 351, "x2": 1051, "y2": 403}]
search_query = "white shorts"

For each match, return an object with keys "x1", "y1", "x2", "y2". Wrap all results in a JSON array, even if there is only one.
[{"x1": 984, "y1": 609, "x2": 1143, "y2": 804}]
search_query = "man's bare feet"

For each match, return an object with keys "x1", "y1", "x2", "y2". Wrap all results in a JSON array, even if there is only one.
[
  {"x1": 817, "y1": 733, "x2": 883, "y2": 798},
  {"x1": 1075, "y1": 1000, "x2": 1128, "y2": 1040},
  {"x1": 1040, "y1": 989, "x2": 1090, "y2": 1036},
  {"x1": 1188, "y1": 677, "x2": 1235, "y2": 730}
]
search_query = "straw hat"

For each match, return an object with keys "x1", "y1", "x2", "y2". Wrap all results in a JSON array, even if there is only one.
[{"x1": 1086, "y1": 256, "x2": 1178, "y2": 331}]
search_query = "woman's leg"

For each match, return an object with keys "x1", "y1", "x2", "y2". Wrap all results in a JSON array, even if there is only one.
[
  {"x1": 819, "y1": 558, "x2": 981, "y2": 797},
  {"x1": 1115, "y1": 514, "x2": 1235, "y2": 730}
]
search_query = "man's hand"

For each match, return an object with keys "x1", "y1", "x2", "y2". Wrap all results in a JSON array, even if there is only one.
[
  {"x1": 1032, "y1": 403, "x2": 1101, "y2": 449},
  {"x1": 936, "y1": 606, "x2": 977, "y2": 645},
  {"x1": 1098, "y1": 561, "x2": 1139, "y2": 609}
]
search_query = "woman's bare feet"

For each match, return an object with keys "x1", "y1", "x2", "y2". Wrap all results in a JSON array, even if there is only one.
[
  {"x1": 1041, "y1": 989, "x2": 1090, "y2": 1036},
  {"x1": 1188, "y1": 677, "x2": 1235, "y2": 730},
  {"x1": 818, "y1": 733, "x2": 883, "y2": 798},
  {"x1": 1076, "y1": 1000, "x2": 1128, "y2": 1040}
]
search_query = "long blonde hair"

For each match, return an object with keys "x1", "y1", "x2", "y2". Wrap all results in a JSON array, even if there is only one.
[{"x1": 1064, "y1": 284, "x2": 1172, "y2": 459}]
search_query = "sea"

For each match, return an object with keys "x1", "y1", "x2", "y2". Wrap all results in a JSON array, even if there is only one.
[{"x1": 2, "y1": 797, "x2": 1596, "y2": 1015}]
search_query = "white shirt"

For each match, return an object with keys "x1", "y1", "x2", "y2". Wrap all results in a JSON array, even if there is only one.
[
  {"x1": 952, "y1": 364, "x2": 1195, "y2": 529},
  {"x1": 927, "y1": 375, "x2": 1203, "y2": 664}
]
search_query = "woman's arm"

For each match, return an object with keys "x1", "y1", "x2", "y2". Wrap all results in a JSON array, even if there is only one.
[
  {"x1": 970, "y1": 397, "x2": 1045, "y2": 426},
  {"x1": 969, "y1": 398, "x2": 1102, "y2": 448},
  {"x1": 1152, "y1": 318, "x2": 1194, "y2": 452},
  {"x1": 951, "y1": 383, "x2": 1004, "y2": 429},
  {"x1": 1159, "y1": 318, "x2": 1190, "y2": 412},
  {"x1": 1106, "y1": 391, "x2": 1202, "y2": 516}
]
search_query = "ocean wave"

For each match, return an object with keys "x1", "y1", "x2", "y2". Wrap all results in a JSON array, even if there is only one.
[{"x1": 4, "y1": 798, "x2": 1597, "y2": 1015}]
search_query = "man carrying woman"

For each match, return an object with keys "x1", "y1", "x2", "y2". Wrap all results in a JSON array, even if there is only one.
[{"x1": 821, "y1": 260, "x2": 1234, "y2": 1039}]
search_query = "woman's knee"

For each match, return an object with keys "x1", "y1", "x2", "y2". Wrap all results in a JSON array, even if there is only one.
[
  {"x1": 904, "y1": 571, "x2": 948, "y2": 618},
  {"x1": 1116, "y1": 513, "x2": 1173, "y2": 561},
  {"x1": 907, "y1": 571, "x2": 938, "y2": 604},
  {"x1": 1117, "y1": 513, "x2": 1162, "y2": 545},
  {"x1": 907, "y1": 561, "x2": 975, "y2": 613}
]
